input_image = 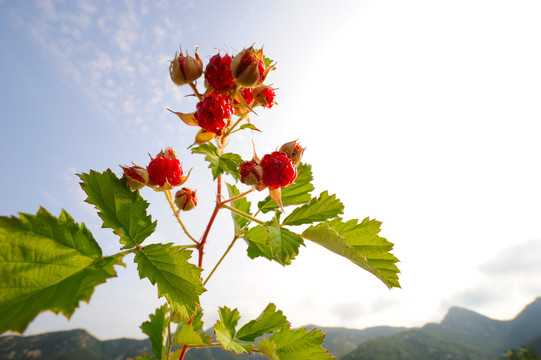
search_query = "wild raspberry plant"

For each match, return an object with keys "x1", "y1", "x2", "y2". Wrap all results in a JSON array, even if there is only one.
[{"x1": 0, "y1": 45, "x2": 401, "y2": 360}]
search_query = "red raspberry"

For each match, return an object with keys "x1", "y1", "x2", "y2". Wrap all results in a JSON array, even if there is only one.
[
  {"x1": 205, "y1": 53, "x2": 234, "y2": 90},
  {"x1": 252, "y1": 85, "x2": 276, "y2": 108},
  {"x1": 194, "y1": 93, "x2": 233, "y2": 135},
  {"x1": 260, "y1": 151, "x2": 297, "y2": 189},
  {"x1": 240, "y1": 88, "x2": 254, "y2": 105},
  {"x1": 147, "y1": 156, "x2": 183, "y2": 190},
  {"x1": 259, "y1": 87, "x2": 275, "y2": 108}
]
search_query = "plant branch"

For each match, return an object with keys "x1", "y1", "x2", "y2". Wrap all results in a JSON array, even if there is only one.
[
  {"x1": 164, "y1": 190, "x2": 199, "y2": 245},
  {"x1": 189, "y1": 82, "x2": 203, "y2": 101},
  {"x1": 221, "y1": 204, "x2": 266, "y2": 226},
  {"x1": 220, "y1": 188, "x2": 255, "y2": 205},
  {"x1": 203, "y1": 235, "x2": 239, "y2": 286}
]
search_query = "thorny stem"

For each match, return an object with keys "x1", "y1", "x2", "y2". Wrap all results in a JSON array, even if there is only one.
[
  {"x1": 165, "y1": 190, "x2": 199, "y2": 244},
  {"x1": 221, "y1": 188, "x2": 255, "y2": 205},
  {"x1": 221, "y1": 204, "x2": 266, "y2": 226}
]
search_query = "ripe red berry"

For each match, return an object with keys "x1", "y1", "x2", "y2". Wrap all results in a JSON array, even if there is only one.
[
  {"x1": 260, "y1": 151, "x2": 297, "y2": 189},
  {"x1": 205, "y1": 53, "x2": 234, "y2": 90},
  {"x1": 147, "y1": 155, "x2": 183, "y2": 190},
  {"x1": 252, "y1": 85, "x2": 276, "y2": 108},
  {"x1": 194, "y1": 93, "x2": 233, "y2": 135},
  {"x1": 240, "y1": 88, "x2": 254, "y2": 105}
]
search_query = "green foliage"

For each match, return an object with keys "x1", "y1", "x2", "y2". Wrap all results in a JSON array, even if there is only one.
[
  {"x1": 141, "y1": 305, "x2": 169, "y2": 360},
  {"x1": 267, "y1": 328, "x2": 334, "y2": 360},
  {"x1": 303, "y1": 217, "x2": 400, "y2": 289},
  {"x1": 258, "y1": 163, "x2": 314, "y2": 213},
  {"x1": 79, "y1": 169, "x2": 156, "y2": 249},
  {"x1": 214, "y1": 306, "x2": 253, "y2": 354},
  {"x1": 134, "y1": 244, "x2": 205, "y2": 317},
  {"x1": 282, "y1": 191, "x2": 344, "y2": 226},
  {"x1": 226, "y1": 184, "x2": 252, "y2": 232},
  {"x1": 192, "y1": 143, "x2": 243, "y2": 180},
  {"x1": 236, "y1": 303, "x2": 289, "y2": 342},
  {"x1": 0, "y1": 208, "x2": 118, "y2": 334}
]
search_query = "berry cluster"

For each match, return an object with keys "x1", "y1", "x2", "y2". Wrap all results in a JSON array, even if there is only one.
[{"x1": 168, "y1": 46, "x2": 276, "y2": 145}]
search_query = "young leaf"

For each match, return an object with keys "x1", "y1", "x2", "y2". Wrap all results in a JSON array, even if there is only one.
[
  {"x1": 140, "y1": 304, "x2": 169, "y2": 360},
  {"x1": 282, "y1": 191, "x2": 344, "y2": 226},
  {"x1": 191, "y1": 143, "x2": 243, "y2": 180},
  {"x1": 269, "y1": 327, "x2": 334, "y2": 360},
  {"x1": 172, "y1": 323, "x2": 211, "y2": 346},
  {"x1": 134, "y1": 244, "x2": 205, "y2": 317},
  {"x1": 257, "y1": 337, "x2": 279, "y2": 360},
  {"x1": 226, "y1": 183, "x2": 252, "y2": 232},
  {"x1": 236, "y1": 303, "x2": 289, "y2": 342},
  {"x1": 79, "y1": 169, "x2": 156, "y2": 249},
  {"x1": 302, "y1": 218, "x2": 400, "y2": 289},
  {"x1": 0, "y1": 208, "x2": 119, "y2": 334},
  {"x1": 266, "y1": 217, "x2": 304, "y2": 265},
  {"x1": 258, "y1": 163, "x2": 314, "y2": 213},
  {"x1": 214, "y1": 306, "x2": 253, "y2": 354}
]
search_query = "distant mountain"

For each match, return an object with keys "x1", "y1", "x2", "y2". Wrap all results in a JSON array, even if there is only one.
[
  {"x1": 1, "y1": 298, "x2": 539, "y2": 360},
  {"x1": 341, "y1": 297, "x2": 541, "y2": 360}
]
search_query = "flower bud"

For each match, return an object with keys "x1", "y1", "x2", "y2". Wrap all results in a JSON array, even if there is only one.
[
  {"x1": 239, "y1": 160, "x2": 263, "y2": 187},
  {"x1": 169, "y1": 47, "x2": 203, "y2": 86},
  {"x1": 279, "y1": 140, "x2": 305, "y2": 166},
  {"x1": 121, "y1": 165, "x2": 149, "y2": 191},
  {"x1": 231, "y1": 47, "x2": 267, "y2": 88},
  {"x1": 252, "y1": 85, "x2": 276, "y2": 108},
  {"x1": 174, "y1": 187, "x2": 197, "y2": 211}
]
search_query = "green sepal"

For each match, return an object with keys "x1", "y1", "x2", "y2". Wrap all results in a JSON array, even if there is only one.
[
  {"x1": 258, "y1": 163, "x2": 314, "y2": 213},
  {"x1": 214, "y1": 306, "x2": 253, "y2": 354},
  {"x1": 140, "y1": 304, "x2": 169, "y2": 360},
  {"x1": 282, "y1": 191, "x2": 344, "y2": 226},
  {"x1": 0, "y1": 208, "x2": 119, "y2": 334},
  {"x1": 269, "y1": 328, "x2": 334, "y2": 360},
  {"x1": 226, "y1": 183, "x2": 252, "y2": 232},
  {"x1": 302, "y1": 218, "x2": 400, "y2": 289},
  {"x1": 236, "y1": 303, "x2": 289, "y2": 342},
  {"x1": 191, "y1": 143, "x2": 243, "y2": 180},
  {"x1": 78, "y1": 169, "x2": 156, "y2": 249},
  {"x1": 134, "y1": 243, "x2": 205, "y2": 317},
  {"x1": 238, "y1": 123, "x2": 260, "y2": 132}
]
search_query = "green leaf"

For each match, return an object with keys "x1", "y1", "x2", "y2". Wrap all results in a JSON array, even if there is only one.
[
  {"x1": 133, "y1": 354, "x2": 155, "y2": 360},
  {"x1": 79, "y1": 169, "x2": 156, "y2": 249},
  {"x1": 214, "y1": 306, "x2": 253, "y2": 354},
  {"x1": 0, "y1": 208, "x2": 118, "y2": 334},
  {"x1": 243, "y1": 225, "x2": 273, "y2": 260},
  {"x1": 266, "y1": 217, "x2": 304, "y2": 265},
  {"x1": 238, "y1": 123, "x2": 260, "y2": 132},
  {"x1": 270, "y1": 328, "x2": 334, "y2": 360},
  {"x1": 140, "y1": 304, "x2": 169, "y2": 360},
  {"x1": 134, "y1": 244, "x2": 205, "y2": 316},
  {"x1": 226, "y1": 184, "x2": 252, "y2": 232},
  {"x1": 282, "y1": 191, "x2": 344, "y2": 226},
  {"x1": 302, "y1": 218, "x2": 400, "y2": 289},
  {"x1": 257, "y1": 337, "x2": 279, "y2": 360},
  {"x1": 191, "y1": 143, "x2": 243, "y2": 180},
  {"x1": 236, "y1": 303, "x2": 289, "y2": 342},
  {"x1": 258, "y1": 163, "x2": 314, "y2": 213},
  {"x1": 173, "y1": 323, "x2": 211, "y2": 346}
]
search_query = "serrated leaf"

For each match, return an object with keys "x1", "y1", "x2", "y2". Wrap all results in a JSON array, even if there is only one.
[
  {"x1": 0, "y1": 208, "x2": 118, "y2": 334},
  {"x1": 266, "y1": 217, "x2": 304, "y2": 265},
  {"x1": 173, "y1": 322, "x2": 211, "y2": 346},
  {"x1": 79, "y1": 169, "x2": 156, "y2": 249},
  {"x1": 140, "y1": 304, "x2": 169, "y2": 360},
  {"x1": 214, "y1": 306, "x2": 253, "y2": 354},
  {"x1": 302, "y1": 218, "x2": 400, "y2": 289},
  {"x1": 191, "y1": 143, "x2": 243, "y2": 180},
  {"x1": 270, "y1": 328, "x2": 334, "y2": 360},
  {"x1": 282, "y1": 191, "x2": 344, "y2": 226},
  {"x1": 243, "y1": 225, "x2": 273, "y2": 260},
  {"x1": 134, "y1": 244, "x2": 205, "y2": 316},
  {"x1": 226, "y1": 183, "x2": 252, "y2": 232},
  {"x1": 258, "y1": 163, "x2": 314, "y2": 213},
  {"x1": 257, "y1": 337, "x2": 279, "y2": 360},
  {"x1": 236, "y1": 303, "x2": 289, "y2": 342}
]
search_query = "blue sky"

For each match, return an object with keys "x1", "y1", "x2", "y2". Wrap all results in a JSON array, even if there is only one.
[{"x1": 1, "y1": 0, "x2": 541, "y2": 340}]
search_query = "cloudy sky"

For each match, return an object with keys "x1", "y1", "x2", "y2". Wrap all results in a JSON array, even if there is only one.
[{"x1": 1, "y1": 0, "x2": 541, "y2": 340}]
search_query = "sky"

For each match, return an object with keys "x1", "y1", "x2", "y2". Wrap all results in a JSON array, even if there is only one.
[{"x1": 1, "y1": 0, "x2": 541, "y2": 340}]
